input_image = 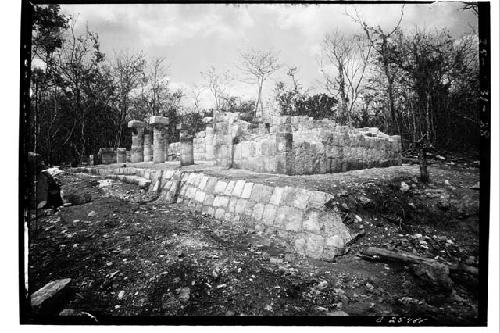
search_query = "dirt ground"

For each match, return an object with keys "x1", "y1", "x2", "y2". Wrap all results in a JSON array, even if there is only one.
[{"x1": 26, "y1": 159, "x2": 483, "y2": 325}]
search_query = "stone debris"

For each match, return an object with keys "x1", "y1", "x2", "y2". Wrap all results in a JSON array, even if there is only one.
[
  {"x1": 400, "y1": 182, "x2": 410, "y2": 192},
  {"x1": 326, "y1": 310, "x2": 349, "y2": 316},
  {"x1": 178, "y1": 287, "x2": 191, "y2": 302},
  {"x1": 30, "y1": 278, "x2": 71, "y2": 313},
  {"x1": 470, "y1": 181, "x2": 480, "y2": 190},
  {"x1": 76, "y1": 166, "x2": 353, "y2": 260}
]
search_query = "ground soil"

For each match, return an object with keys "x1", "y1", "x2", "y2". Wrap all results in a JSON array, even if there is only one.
[{"x1": 26, "y1": 158, "x2": 482, "y2": 324}]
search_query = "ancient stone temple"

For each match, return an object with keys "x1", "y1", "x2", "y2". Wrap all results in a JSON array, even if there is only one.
[
  {"x1": 99, "y1": 111, "x2": 401, "y2": 176},
  {"x1": 91, "y1": 111, "x2": 402, "y2": 260},
  {"x1": 167, "y1": 112, "x2": 402, "y2": 175}
]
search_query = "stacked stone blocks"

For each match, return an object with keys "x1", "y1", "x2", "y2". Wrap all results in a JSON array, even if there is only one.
[{"x1": 77, "y1": 165, "x2": 353, "y2": 260}]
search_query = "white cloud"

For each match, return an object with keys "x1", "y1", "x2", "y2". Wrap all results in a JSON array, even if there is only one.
[{"x1": 59, "y1": 2, "x2": 477, "y2": 104}]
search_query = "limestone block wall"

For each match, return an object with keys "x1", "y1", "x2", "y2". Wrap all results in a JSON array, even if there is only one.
[
  {"x1": 78, "y1": 166, "x2": 353, "y2": 260},
  {"x1": 232, "y1": 133, "x2": 286, "y2": 173},
  {"x1": 98, "y1": 148, "x2": 116, "y2": 164},
  {"x1": 225, "y1": 126, "x2": 401, "y2": 175},
  {"x1": 193, "y1": 130, "x2": 208, "y2": 161},
  {"x1": 292, "y1": 128, "x2": 402, "y2": 174}
]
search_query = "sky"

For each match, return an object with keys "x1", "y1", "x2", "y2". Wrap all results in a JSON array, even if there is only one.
[{"x1": 60, "y1": 2, "x2": 477, "y2": 109}]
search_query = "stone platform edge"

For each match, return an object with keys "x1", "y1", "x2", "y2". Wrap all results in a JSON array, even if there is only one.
[{"x1": 71, "y1": 166, "x2": 353, "y2": 260}]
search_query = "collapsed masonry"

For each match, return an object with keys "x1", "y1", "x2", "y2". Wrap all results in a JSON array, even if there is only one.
[
  {"x1": 99, "y1": 112, "x2": 402, "y2": 176},
  {"x1": 74, "y1": 165, "x2": 352, "y2": 260},
  {"x1": 88, "y1": 112, "x2": 402, "y2": 259}
]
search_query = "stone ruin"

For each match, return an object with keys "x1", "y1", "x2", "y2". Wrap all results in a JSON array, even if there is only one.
[
  {"x1": 98, "y1": 112, "x2": 402, "y2": 175},
  {"x1": 88, "y1": 112, "x2": 402, "y2": 259}
]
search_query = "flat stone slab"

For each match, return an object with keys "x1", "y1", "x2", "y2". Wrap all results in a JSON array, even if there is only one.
[
  {"x1": 149, "y1": 116, "x2": 169, "y2": 125},
  {"x1": 128, "y1": 120, "x2": 146, "y2": 128},
  {"x1": 30, "y1": 278, "x2": 71, "y2": 313}
]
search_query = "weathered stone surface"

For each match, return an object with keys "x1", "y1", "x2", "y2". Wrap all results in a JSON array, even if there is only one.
[
  {"x1": 207, "y1": 207, "x2": 215, "y2": 216},
  {"x1": 203, "y1": 194, "x2": 215, "y2": 206},
  {"x1": 273, "y1": 206, "x2": 303, "y2": 231},
  {"x1": 215, "y1": 208, "x2": 225, "y2": 219},
  {"x1": 227, "y1": 197, "x2": 238, "y2": 213},
  {"x1": 198, "y1": 176, "x2": 209, "y2": 190},
  {"x1": 204, "y1": 177, "x2": 218, "y2": 193},
  {"x1": 214, "y1": 180, "x2": 228, "y2": 195},
  {"x1": 326, "y1": 235, "x2": 345, "y2": 249},
  {"x1": 232, "y1": 180, "x2": 246, "y2": 197},
  {"x1": 194, "y1": 190, "x2": 206, "y2": 203},
  {"x1": 235, "y1": 198, "x2": 247, "y2": 214},
  {"x1": 262, "y1": 204, "x2": 278, "y2": 225},
  {"x1": 308, "y1": 191, "x2": 332, "y2": 209},
  {"x1": 224, "y1": 181, "x2": 236, "y2": 196},
  {"x1": 31, "y1": 278, "x2": 71, "y2": 313},
  {"x1": 292, "y1": 188, "x2": 311, "y2": 210},
  {"x1": 241, "y1": 182, "x2": 254, "y2": 199},
  {"x1": 249, "y1": 183, "x2": 264, "y2": 201},
  {"x1": 244, "y1": 200, "x2": 256, "y2": 216},
  {"x1": 248, "y1": 183, "x2": 273, "y2": 203},
  {"x1": 252, "y1": 203, "x2": 265, "y2": 221},
  {"x1": 294, "y1": 237, "x2": 306, "y2": 255},
  {"x1": 128, "y1": 120, "x2": 145, "y2": 128},
  {"x1": 186, "y1": 186, "x2": 197, "y2": 199},
  {"x1": 306, "y1": 233, "x2": 325, "y2": 259},
  {"x1": 302, "y1": 210, "x2": 321, "y2": 232},
  {"x1": 269, "y1": 187, "x2": 289, "y2": 206},
  {"x1": 213, "y1": 195, "x2": 229, "y2": 208}
]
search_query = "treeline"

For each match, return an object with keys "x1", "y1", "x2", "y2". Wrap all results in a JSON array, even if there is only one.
[
  {"x1": 274, "y1": 8, "x2": 480, "y2": 152},
  {"x1": 29, "y1": 5, "x2": 205, "y2": 166},
  {"x1": 29, "y1": 4, "x2": 480, "y2": 166}
]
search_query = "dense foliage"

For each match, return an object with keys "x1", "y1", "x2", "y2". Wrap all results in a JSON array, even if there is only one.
[{"x1": 275, "y1": 24, "x2": 480, "y2": 151}]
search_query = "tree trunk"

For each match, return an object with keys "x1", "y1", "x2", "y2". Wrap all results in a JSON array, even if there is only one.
[
  {"x1": 426, "y1": 92, "x2": 431, "y2": 143},
  {"x1": 417, "y1": 136, "x2": 429, "y2": 183},
  {"x1": 255, "y1": 78, "x2": 263, "y2": 120},
  {"x1": 338, "y1": 63, "x2": 349, "y2": 125}
]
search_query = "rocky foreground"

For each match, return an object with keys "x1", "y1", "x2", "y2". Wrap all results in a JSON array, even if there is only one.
[{"x1": 25, "y1": 160, "x2": 482, "y2": 325}]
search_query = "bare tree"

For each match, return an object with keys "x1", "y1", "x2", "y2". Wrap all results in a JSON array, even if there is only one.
[
  {"x1": 190, "y1": 83, "x2": 204, "y2": 113},
  {"x1": 320, "y1": 31, "x2": 372, "y2": 125},
  {"x1": 112, "y1": 50, "x2": 146, "y2": 146},
  {"x1": 239, "y1": 48, "x2": 281, "y2": 119},
  {"x1": 349, "y1": 5, "x2": 405, "y2": 134},
  {"x1": 202, "y1": 66, "x2": 232, "y2": 111},
  {"x1": 55, "y1": 19, "x2": 109, "y2": 162},
  {"x1": 148, "y1": 57, "x2": 170, "y2": 115}
]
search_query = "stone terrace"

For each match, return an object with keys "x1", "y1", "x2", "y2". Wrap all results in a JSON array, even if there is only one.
[{"x1": 72, "y1": 161, "x2": 422, "y2": 260}]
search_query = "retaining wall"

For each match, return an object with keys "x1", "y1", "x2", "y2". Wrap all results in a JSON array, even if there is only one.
[{"x1": 75, "y1": 166, "x2": 353, "y2": 259}]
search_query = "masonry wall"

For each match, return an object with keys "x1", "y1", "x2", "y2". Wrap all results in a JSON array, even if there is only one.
[
  {"x1": 98, "y1": 148, "x2": 116, "y2": 164},
  {"x1": 227, "y1": 123, "x2": 401, "y2": 175},
  {"x1": 232, "y1": 133, "x2": 287, "y2": 174},
  {"x1": 77, "y1": 166, "x2": 353, "y2": 260}
]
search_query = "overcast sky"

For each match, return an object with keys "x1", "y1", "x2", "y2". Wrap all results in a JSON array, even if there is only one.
[{"x1": 60, "y1": 2, "x2": 477, "y2": 109}]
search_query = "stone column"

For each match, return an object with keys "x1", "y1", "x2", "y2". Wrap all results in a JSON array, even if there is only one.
[
  {"x1": 143, "y1": 133, "x2": 152, "y2": 162},
  {"x1": 128, "y1": 120, "x2": 146, "y2": 163},
  {"x1": 178, "y1": 123, "x2": 194, "y2": 166},
  {"x1": 116, "y1": 148, "x2": 127, "y2": 164},
  {"x1": 149, "y1": 116, "x2": 169, "y2": 163},
  {"x1": 276, "y1": 116, "x2": 294, "y2": 175}
]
